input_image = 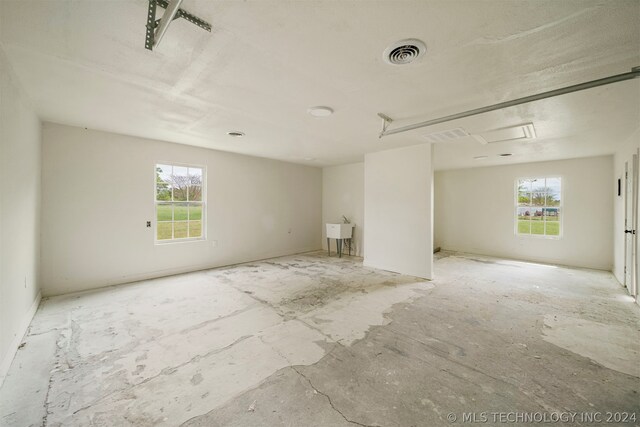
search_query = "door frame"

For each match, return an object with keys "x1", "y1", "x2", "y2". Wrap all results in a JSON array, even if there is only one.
[{"x1": 624, "y1": 152, "x2": 639, "y2": 299}]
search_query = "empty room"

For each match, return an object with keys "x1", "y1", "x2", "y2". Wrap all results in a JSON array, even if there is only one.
[{"x1": 1, "y1": 1, "x2": 639, "y2": 426}]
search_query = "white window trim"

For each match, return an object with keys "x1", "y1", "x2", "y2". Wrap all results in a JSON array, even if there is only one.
[
  {"x1": 514, "y1": 175, "x2": 563, "y2": 240},
  {"x1": 154, "y1": 161, "x2": 207, "y2": 245}
]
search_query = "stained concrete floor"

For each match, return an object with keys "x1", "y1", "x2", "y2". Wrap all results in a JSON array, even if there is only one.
[{"x1": 1, "y1": 251, "x2": 639, "y2": 426}]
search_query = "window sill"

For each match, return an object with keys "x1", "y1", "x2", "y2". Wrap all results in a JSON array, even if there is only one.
[
  {"x1": 516, "y1": 234, "x2": 561, "y2": 240},
  {"x1": 155, "y1": 238, "x2": 206, "y2": 245}
]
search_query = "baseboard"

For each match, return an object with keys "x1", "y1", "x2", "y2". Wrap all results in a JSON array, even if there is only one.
[
  {"x1": 0, "y1": 291, "x2": 42, "y2": 388},
  {"x1": 362, "y1": 259, "x2": 431, "y2": 280},
  {"x1": 43, "y1": 246, "x2": 324, "y2": 297}
]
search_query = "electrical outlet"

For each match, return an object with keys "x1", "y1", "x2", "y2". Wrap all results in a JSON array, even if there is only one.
[
  {"x1": 212, "y1": 240, "x2": 218, "y2": 248},
  {"x1": 146, "y1": 221, "x2": 151, "y2": 228}
]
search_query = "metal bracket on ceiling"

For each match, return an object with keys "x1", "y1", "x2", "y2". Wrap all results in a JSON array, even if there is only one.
[
  {"x1": 145, "y1": 0, "x2": 211, "y2": 51},
  {"x1": 377, "y1": 113, "x2": 393, "y2": 138}
]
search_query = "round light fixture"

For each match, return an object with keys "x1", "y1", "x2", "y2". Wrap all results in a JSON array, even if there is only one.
[
  {"x1": 473, "y1": 155, "x2": 488, "y2": 160},
  {"x1": 383, "y1": 38, "x2": 427, "y2": 65},
  {"x1": 227, "y1": 131, "x2": 245, "y2": 137},
  {"x1": 307, "y1": 106, "x2": 334, "y2": 117}
]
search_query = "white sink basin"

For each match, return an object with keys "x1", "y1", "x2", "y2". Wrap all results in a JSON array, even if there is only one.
[{"x1": 326, "y1": 223, "x2": 354, "y2": 239}]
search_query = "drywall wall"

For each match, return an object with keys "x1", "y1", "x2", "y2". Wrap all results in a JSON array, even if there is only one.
[
  {"x1": 364, "y1": 144, "x2": 433, "y2": 279},
  {"x1": 612, "y1": 127, "x2": 640, "y2": 300},
  {"x1": 0, "y1": 46, "x2": 41, "y2": 386},
  {"x1": 41, "y1": 123, "x2": 322, "y2": 296},
  {"x1": 322, "y1": 163, "x2": 364, "y2": 257},
  {"x1": 434, "y1": 156, "x2": 613, "y2": 270}
]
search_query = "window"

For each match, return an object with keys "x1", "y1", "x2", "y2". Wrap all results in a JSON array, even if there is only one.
[
  {"x1": 155, "y1": 163, "x2": 204, "y2": 242},
  {"x1": 516, "y1": 177, "x2": 561, "y2": 237}
]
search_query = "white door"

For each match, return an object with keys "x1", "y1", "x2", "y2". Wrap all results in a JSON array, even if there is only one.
[{"x1": 624, "y1": 156, "x2": 637, "y2": 295}]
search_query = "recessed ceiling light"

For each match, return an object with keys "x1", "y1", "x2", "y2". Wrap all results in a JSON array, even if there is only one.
[
  {"x1": 307, "y1": 106, "x2": 333, "y2": 117},
  {"x1": 227, "y1": 131, "x2": 245, "y2": 137},
  {"x1": 304, "y1": 157, "x2": 316, "y2": 161},
  {"x1": 383, "y1": 38, "x2": 427, "y2": 65},
  {"x1": 499, "y1": 153, "x2": 513, "y2": 157},
  {"x1": 473, "y1": 155, "x2": 488, "y2": 160}
]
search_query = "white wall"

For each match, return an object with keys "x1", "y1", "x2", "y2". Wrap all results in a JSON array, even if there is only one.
[
  {"x1": 41, "y1": 123, "x2": 322, "y2": 296},
  {"x1": 364, "y1": 144, "x2": 433, "y2": 279},
  {"x1": 612, "y1": 128, "x2": 640, "y2": 292},
  {"x1": 0, "y1": 46, "x2": 42, "y2": 386},
  {"x1": 435, "y1": 156, "x2": 613, "y2": 270},
  {"x1": 322, "y1": 163, "x2": 364, "y2": 257}
]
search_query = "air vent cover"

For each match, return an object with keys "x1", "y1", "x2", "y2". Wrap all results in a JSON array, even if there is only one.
[
  {"x1": 383, "y1": 39, "x2": 426, "y2": 65},
  {"x1": 422, "y1": 127, "x2": 469, "y2": 143},
  {"x1": 473, "y1": 123, "x2": 536, "y2": 144}
]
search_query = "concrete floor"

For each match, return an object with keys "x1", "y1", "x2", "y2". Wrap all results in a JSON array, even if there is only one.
[{"x1": 1, "y1": 251, "x2": 639, "y2": 426}]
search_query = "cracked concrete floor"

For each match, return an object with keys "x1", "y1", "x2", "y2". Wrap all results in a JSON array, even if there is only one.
[{"x1": 1, "y1": 251, "x2": 639, "y2": 426}]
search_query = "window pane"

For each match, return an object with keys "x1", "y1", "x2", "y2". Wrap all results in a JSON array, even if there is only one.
[
  {"x1": 174, "y1": 221, "x2": 188, "y2": 239},
  {"x1": 518, "y1": 189, "x2": 530, "y2": 206},
  {"x1": 529, "y1": 179, "x2": 545, "y2": 206},
  {"x1": 189, "y1": 167, "x2": 203, "y2": 186},
  {"x1": 156, "y1": 203, "x2": 172, "y2": 221},
  {"x1": 173, "y1": 186, "x2": 188, "y2": 201},
  {"x1": 518, "y1": 179, "x2": 532, "y2": 191},
  {"x1": 157, "y1": 222, "x2": 172, "y2": 240},
  {"x1": 531, "y1": 178, "x2": 546, "y2": 192},
  {"x1": 172, "y1": 166, "x2": 189, "y2": 201},
  {"x1": 174, "y1": 203, "x2": 188, "y2": 221},
  {"x1": 189, "y1": 185, "x2": 202, "y2": 202},
  {"x1": 518, "y1": 220, "x2": 531, "y2": 234},
  {"x1": 531, "y1": 207, "x2": 544, "y2": 219},
  {"x1": 156, "y1": 164, "x2": 172, "y2": 184},
  {"x1": 545, "y1": 221, "x2": 560, "y2": 236},
  {"x1": 546, "y1": 177, "x2": 561, "y2": 206},
  {"x1": 543, "y1": 207, "x2": 559, "y2": 221},
  {"x1": 189, "y1": 221, "x2": 202, "y2": 238},
  {"x1": 545, "y1": 207, "x2": 560, "y2": 237},
  {"x1": 189, "y1": 204, "x2": 202, "y2": 220},
  {"x1": 156, "y1": 165, "x2": 172, "y2": 201},
  {"x1": 531, "y1": 220, "x2": 545, "y2": 235},
  {"x1": 156, "y1": 185, "x2": 171, "y2": 201},
  {"x1": 517, "y1": 206, "x2": 530, "y2": 218}
]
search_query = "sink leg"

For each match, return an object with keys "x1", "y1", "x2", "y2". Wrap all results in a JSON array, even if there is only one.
[
  {"x1": 327, "y1": 238, "x2": 330, "y2": 256},
  {"x1": 338, "y1": 239, "x2": 342, "y2": 258}
]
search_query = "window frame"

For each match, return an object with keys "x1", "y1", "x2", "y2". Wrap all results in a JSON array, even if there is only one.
[
  {"x1": 154, "y1": 161, "x2": 206, "y2": 244},
  {"x1": 514, "y1": 175, "x2": 563, "y2": 240}
]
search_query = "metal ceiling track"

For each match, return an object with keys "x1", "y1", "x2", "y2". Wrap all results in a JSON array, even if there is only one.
[
  {"x1": 378, "y1": 66, "x2": 640, "y2": 138},
  {"x1": 145, "y1": 0, "x2": 211, "y2": 51}
]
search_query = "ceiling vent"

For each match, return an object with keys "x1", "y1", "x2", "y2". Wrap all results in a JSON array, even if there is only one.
[
  {"x1": 383, "y1": 39, "x2": 426, "y2": 65},
  {"x1": 422, "y1": 127, "x2": 470, "y2": 143},
  {"x1": 473, "y1": 123, "x2": 536, "y2": 144}
]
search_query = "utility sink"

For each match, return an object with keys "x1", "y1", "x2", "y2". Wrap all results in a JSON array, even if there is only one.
[{"x1": 326, "y1": 223, "x2": 354, "y2": 239}]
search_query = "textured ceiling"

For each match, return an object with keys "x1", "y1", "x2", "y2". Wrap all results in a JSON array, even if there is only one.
[{"x1": 0, "y1": 0, "x2": 638, "y2": 169}]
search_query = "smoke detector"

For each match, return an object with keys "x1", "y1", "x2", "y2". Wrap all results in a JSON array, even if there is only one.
[
  {"x1": 227, "y1": 131, "x2": 245, "y2": 137},
  {"x1": 383, "y1": 39, "x2": 427, "y2": 65}
]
